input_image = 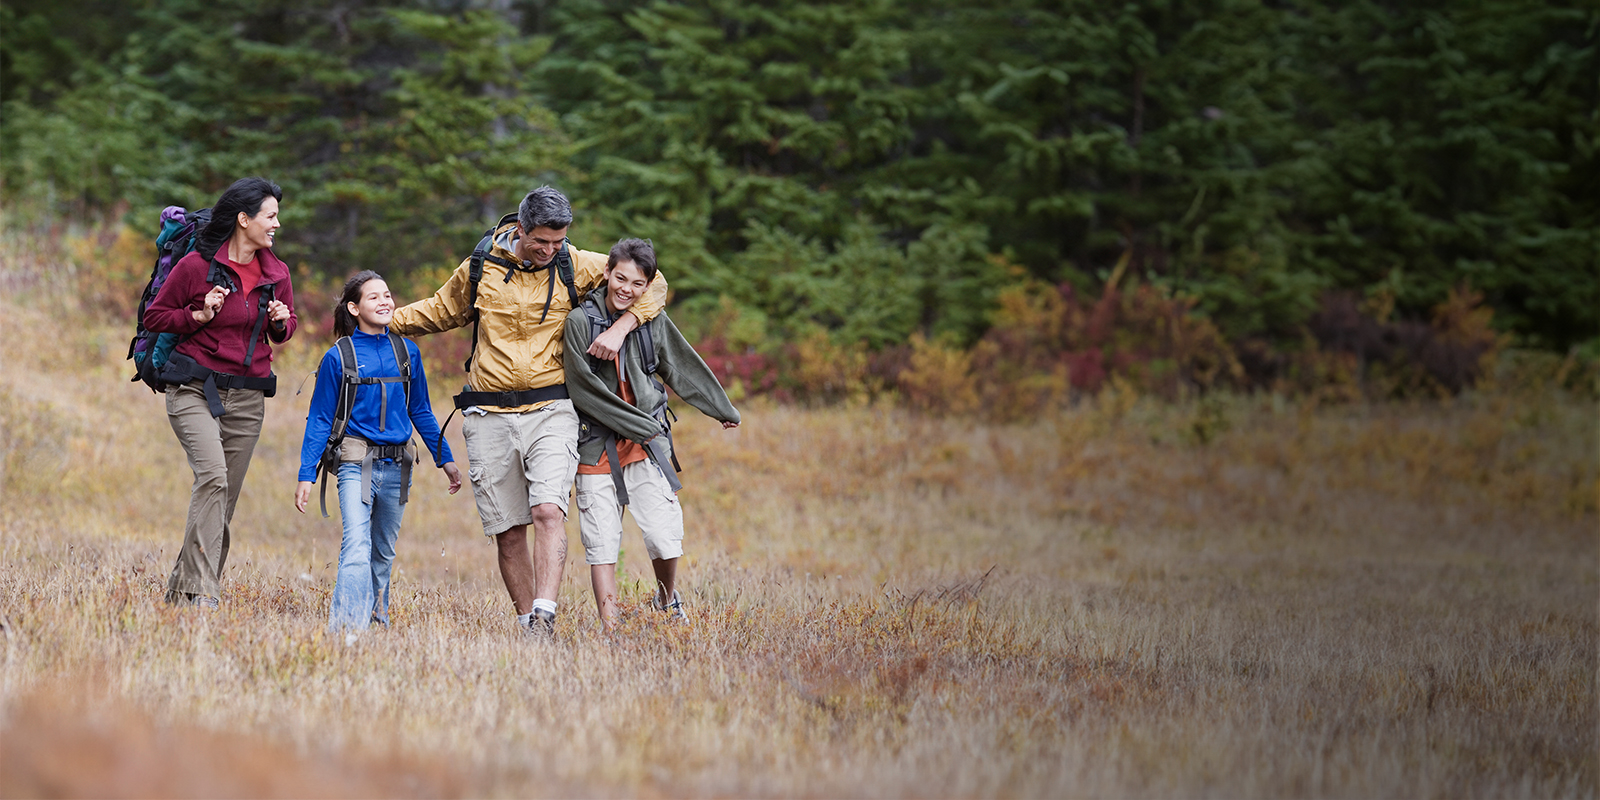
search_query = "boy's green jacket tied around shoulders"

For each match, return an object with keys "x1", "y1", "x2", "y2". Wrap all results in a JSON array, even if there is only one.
[{"x1": 562, "y1": 287, "x2": 739, "y2": 467}]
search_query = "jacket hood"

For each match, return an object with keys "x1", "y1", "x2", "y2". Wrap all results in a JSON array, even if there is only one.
[{"x1": 490, "y1": 222, "x2": 522, "y2": 261}]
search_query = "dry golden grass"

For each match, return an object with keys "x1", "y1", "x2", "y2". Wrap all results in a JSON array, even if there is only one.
[{"x1": 1, "y1": 218, "x2": 1595, "y2": 798}]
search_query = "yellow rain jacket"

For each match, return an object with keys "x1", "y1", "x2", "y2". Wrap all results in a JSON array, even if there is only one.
[{"x1": 390, "y1": 223, "x2": 667, "y2": 412}]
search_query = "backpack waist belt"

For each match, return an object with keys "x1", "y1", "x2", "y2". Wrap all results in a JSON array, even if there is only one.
[
  {"x1": 161, "y1": 353, "x2": 277, "y2": 417},
  {"x1": 578, "y1": 416, "x2": 681, "y2": 507},
  {"x1": 349, "y1": 439, "x2": 413, "y2": 509},
  {"x1": 319, "y1": 439, "x2": 415, "y2": 518},
  {"x1": 432, "y1": 385, "x2": 571, "y2": 472},
  {"x1": 452, "y1": 384, "x2": 568, "y2": 409}
]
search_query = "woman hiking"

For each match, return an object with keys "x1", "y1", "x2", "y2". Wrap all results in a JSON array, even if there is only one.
[
  {"x1": 143, "y1": 177, "x2": 297, "y2": 608},
  {"x1": 563, "y1": 238, "x2": 740, "y2": 633},
  {"x1": 294, "y1": 271, "x2": 462, "y2": 634}
]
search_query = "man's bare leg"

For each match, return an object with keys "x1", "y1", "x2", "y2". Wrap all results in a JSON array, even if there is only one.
[
  {"x1": 530, "y1": 502, "x2": 568, "y2": 604},
  {"x1": 590, "y1": 564, "x2": 619, "y2": 633},
  {"x1": 651, "y1": 556, "x2": 678, "y2": 605},
  {"x1": 496, "y1": 525, "x2": 535, "y2": 614}
]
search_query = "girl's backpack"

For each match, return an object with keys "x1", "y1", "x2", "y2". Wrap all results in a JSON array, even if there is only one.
[
  {"x1": 127, "y1": 206, "x2": 211, "y2": 391},
  {"x1": 314, "y1": 333, "x2": 412, "y2": 517}
]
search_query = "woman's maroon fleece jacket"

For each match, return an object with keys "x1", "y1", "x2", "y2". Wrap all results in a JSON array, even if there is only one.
[{"x1": 143, "y1": 249, "x2": 298, "y2": 378}]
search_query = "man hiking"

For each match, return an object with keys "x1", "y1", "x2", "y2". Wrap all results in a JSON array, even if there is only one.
[{"x1": 388, "y1": 186, "x2": 667, "y2": 637}]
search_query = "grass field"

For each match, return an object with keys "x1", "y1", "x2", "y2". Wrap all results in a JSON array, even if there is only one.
[{"x1": 1, "y1": 221, "x2": 1596, "y2": 797}]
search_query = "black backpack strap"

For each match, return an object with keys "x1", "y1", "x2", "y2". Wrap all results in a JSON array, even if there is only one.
[
  {"x1": 555, "y1": 242, "x2": 579, "y2": 309},
  {"x1": 581, "y1": 297, "x2": 610, "y2": 372},
  {"x1": 638, "y1": 316, "x2": 659, "y2": 377},
  {"x1": 603, "y1": 432, "x2": 629, "y2": 507},
  {"x1": 320, "y1": 336, "x2": 360, "y2": 518},
  {"x1": 387, "y1": 331, "x2": 411, "y2": 414},
  {"x1": 462, "y1": 213, "x2": 522, "y2": 373},
  {"x1": 463, "y1": 234, "x2": 492, "y2": 373},
  {"x1": 642, "y1": 434, "x2": 682, "y2": 493},
  {"x1": 242, "y1": 283, "x2": 273, "y2": 370}
]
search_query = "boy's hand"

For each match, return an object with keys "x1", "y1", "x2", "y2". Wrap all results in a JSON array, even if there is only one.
[
  {"x1": 443, "y1": 462, "x2": 463, "y2": 494},
  {"x1": 722, "y1": 421, "x2": 739, "y2": 429},
  {"x1": 294, "y1": 481, "x2": 313, "y2": 513}
]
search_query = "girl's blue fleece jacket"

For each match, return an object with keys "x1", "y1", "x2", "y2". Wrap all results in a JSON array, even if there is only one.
[{"x1": 296, "y1": 329, "x2": 453, "y2": 482}]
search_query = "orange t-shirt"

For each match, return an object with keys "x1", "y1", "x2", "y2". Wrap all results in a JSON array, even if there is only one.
[{"x1": 577, "y1": 354, "x2": 649, "y2": 475}]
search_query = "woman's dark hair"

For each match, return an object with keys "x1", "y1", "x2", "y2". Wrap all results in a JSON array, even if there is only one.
[
  {"x1": 333, "y1": 270, "x2": 385, "y2": 338},
  {"x1": 197, "y1": 177, "x2": 283, "y2": 260},
  {"x1": 606, "y1": 238, "x2": 657, "y2": 283}
]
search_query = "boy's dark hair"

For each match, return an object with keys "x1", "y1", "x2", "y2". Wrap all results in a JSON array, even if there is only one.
[
  {"x1": 333, "y1": 270, "x2": 385, "y2": 338},
  {"x1": 197, "y1": 177, "x2": 282, "y2": 260},
  {"x1": 606, "y1": 238, "x2": 657, "y2": 283},
  {"x1": 518, "y1": 186, "x2": 573, "y2": 232}
]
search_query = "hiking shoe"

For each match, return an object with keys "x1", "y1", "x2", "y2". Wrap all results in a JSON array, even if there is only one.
[
  {"x1": 526, "y1": 608, "x2": 556, "y2": 638},
  {"x1": 654, "y1": 589, "x2": 687, "y2": 623},
  {"x1": 191, "y1": 594, "x2": 219, "y2": 610}
]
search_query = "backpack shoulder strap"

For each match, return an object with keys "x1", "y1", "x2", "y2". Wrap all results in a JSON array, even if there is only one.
[
  {"x1": 331, "y1": 336, "x2": 359, "y2": 441},
  {"x1": 638, "y1": 316, "x2": 659, "y2": 377},
  {"x1": 387, "y1": 331, "x2": 411, "y2": 409},
  {"x1": 241, "y1": 283, "x2": 273, "y2": 369},
  {"x1": 462, "y1": 212, "x2": 522, "y2": 373},
  {"x1": 319, "y1": 336, "x2": 360, "y2": 518},
  {"x1": 555, "y1": 242, "x2": 579, "y2": 308},
  {"x1": 581, "y1": 297, "x2": 611, "y2": 371}
]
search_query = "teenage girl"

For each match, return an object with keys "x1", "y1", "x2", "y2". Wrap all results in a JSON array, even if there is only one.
[{"x1": 295, "y1": 271, "x2": 461, "y2": 632}]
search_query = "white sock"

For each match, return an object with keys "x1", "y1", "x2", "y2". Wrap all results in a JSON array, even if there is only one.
[
  {"x1": 531, "y1": 598, "x2": 558, "y2": 617},
  {"x1": 516, "y1": 611, "x2": 535, "y2": 628}
]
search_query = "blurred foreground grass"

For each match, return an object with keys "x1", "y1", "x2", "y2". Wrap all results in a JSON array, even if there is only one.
[{"x1": 0, "y1": 220, "x2": 1595, "y2": 797}]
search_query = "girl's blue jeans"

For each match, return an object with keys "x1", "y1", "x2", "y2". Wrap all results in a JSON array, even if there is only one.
[{"x1": 331, "y1": 459, "x2": 407, "y2": 631}]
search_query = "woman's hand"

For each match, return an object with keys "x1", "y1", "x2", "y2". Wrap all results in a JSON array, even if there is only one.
[
  {"x1": 294, "y1": 480, "x2": 314, "y2": 513},
  {"x1": 193, "y1": 285, "x2": 230, "y2": 324},
  {"x1": 442, "y1": 462, "x2": 463, "y2": 494},
  {"x1": 267, "y1": 299, "x2": 291, "y2": 326}
]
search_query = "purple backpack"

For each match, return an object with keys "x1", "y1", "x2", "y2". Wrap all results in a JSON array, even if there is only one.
[{"x1": 128, "y1": 205, "x2": 211, "y2": 391}]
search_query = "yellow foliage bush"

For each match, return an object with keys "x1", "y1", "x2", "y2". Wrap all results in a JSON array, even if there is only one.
[{"x1": 897, "y1": 333, "x2": 978, "y2": 415}]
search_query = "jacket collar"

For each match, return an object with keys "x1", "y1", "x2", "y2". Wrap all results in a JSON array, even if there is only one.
[
  {"x1": 209, "y1": 246, "x2": 290, "y2": 287},
  {"x1": 581, "y1": 287, "x2": 621, "y2": 321}
]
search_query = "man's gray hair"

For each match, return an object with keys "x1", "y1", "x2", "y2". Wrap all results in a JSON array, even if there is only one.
[{"x1": 518, "y1": 186, "x2": 573, "y2": 232}]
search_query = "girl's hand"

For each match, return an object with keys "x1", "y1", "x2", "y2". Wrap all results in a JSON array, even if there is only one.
[
  {"x1": 194, "y1": 285, "x2": 230, "y2": 324},
  {"x1": 294, "y1": 481, "x2": 314, "y2": 513},
  {"x1": 442, "y1": 462, "x2": 463, "y2": 495}
]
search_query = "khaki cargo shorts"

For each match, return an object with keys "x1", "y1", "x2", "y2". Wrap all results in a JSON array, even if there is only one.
[
  {"x1": 460, "y1": 400, "x2": 580, "y2": 536},
  {"x1": 575, "y1": 459, "x2": 684, "y2": 565}
]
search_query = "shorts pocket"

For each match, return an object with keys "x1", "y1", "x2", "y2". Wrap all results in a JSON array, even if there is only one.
[{"x1": 465, "y1": 464, "x2": 504, "y2": 529}]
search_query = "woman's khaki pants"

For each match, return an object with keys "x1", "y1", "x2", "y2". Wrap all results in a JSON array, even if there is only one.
[{"x1": 163, "y1": 383, "x2": 265, "y2": 604}]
